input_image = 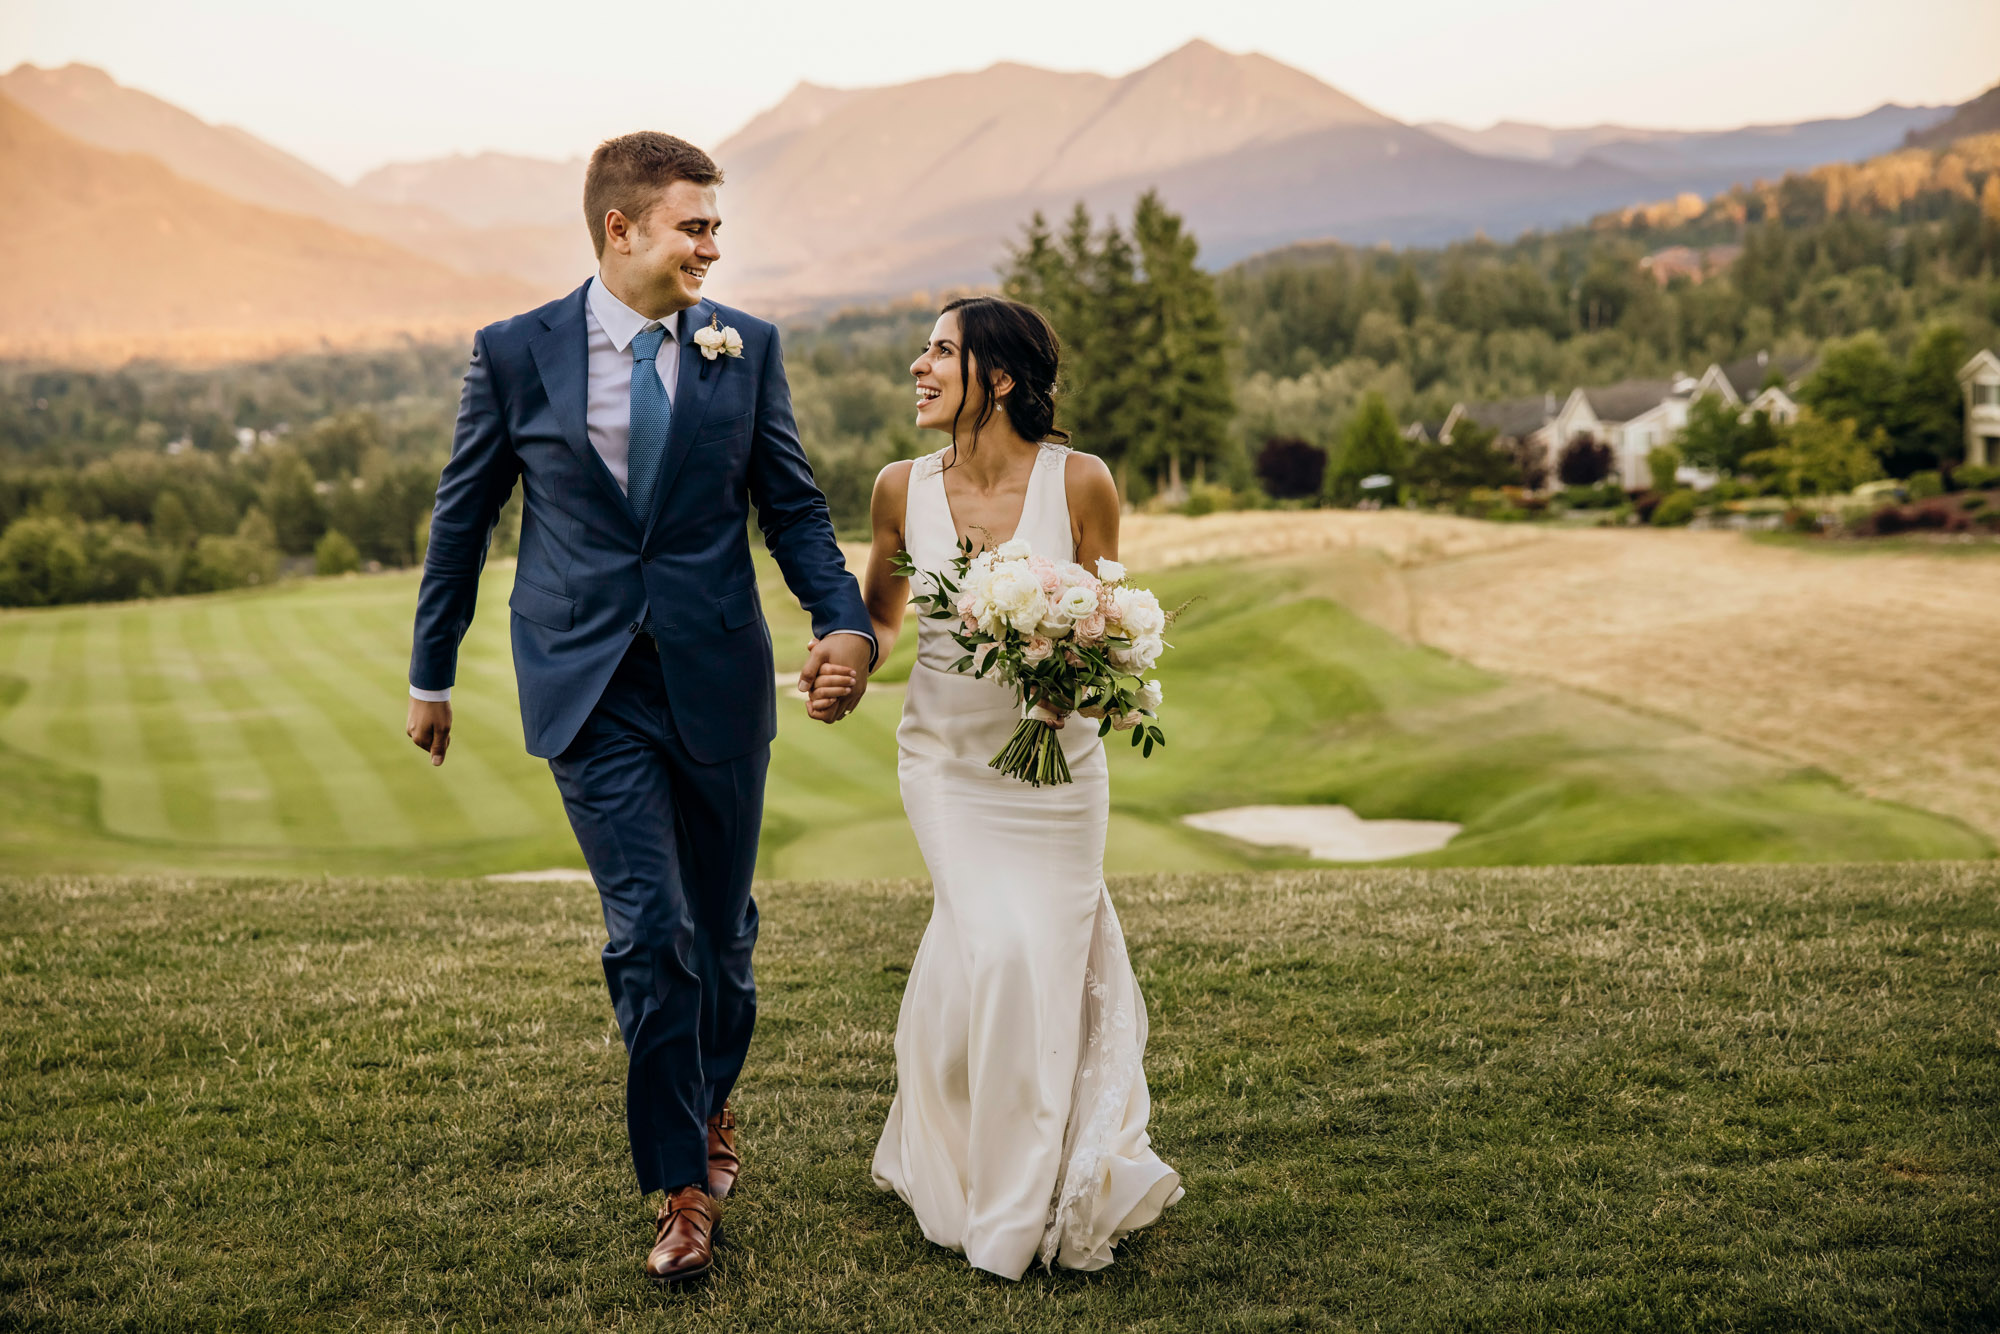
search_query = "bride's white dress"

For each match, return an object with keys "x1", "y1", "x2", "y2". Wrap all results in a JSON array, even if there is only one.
[{"x1": 870, "y1": 442, "x2": 1183, "y2": 1280}]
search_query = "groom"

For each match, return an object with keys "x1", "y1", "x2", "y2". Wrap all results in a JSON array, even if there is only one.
[{"x1": 404, "y1": 132, "x2": 875, "y2": 1283}]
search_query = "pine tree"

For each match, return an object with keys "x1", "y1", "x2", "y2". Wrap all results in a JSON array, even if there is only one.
[{"x1": 1131, "y1": 190, "x2": 1234, "y2": 500}]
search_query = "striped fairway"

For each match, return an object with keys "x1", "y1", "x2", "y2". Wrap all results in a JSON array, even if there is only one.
[{"x1": 0, "y1": 550, "x2": 1989, "y2": 878}]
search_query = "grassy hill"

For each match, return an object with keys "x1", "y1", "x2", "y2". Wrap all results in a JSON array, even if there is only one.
[
  {"x1": 3, "y1": 863, "x2": 1994, "y2": 1329},
  {"x1": 0, "y1": 548, "x2": 1984, "y2": 878}
]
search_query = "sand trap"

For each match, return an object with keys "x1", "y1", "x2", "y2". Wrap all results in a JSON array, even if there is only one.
[
  {"x1": 1182, "y1": 805, "x2": 1460, "y2": 862},
  {"x1": 486, "y1": 869, "x2": 595, "y2": 883}
]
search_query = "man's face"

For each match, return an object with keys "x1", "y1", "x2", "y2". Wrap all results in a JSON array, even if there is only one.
[{"x1": 603, "y1": 180, "x2": 721, "y2": 314}]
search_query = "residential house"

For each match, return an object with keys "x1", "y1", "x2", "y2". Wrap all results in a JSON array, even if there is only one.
[
  {"x1": 1546, "y1": 377, "x2": 1695, "y2": 489},
  {"x1": 1960, "y1": 350, "x2": 2000, "y2": 466},
  {"x1": 1691, "y1": 350, "x2": 1814, "y2": 425}
]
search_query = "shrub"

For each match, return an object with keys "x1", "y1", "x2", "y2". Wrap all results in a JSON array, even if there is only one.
[
  {"x1": 1177, "y1": 483, "x2": 1238, "y2": 517},
  {"x1": 1953, "y1": 464, "x2": 1999, "y2": 490},
  {"x1": 180, "y1": 535, "x2": 277, "y2": 593},
  {"x1": 1905, "y1": 470, "x2": 1944, "y2": 500},
  {"x1": 1646, "y1": 444, "x2": 1683, "y2": 496},
  {"x1": 315, "y1": 529, "x2": 362, "y2": 576},
  {"x1": 1557, "y1": 435, "x2": 1613, "y2": 487},
  {"x1": 1561, "y1": 480, "x2": 1626, "y2": 510},
  {"x1": 1651, "y1": 490, "x2": 1699, "y2": 526},
  {"x1": 0, "y1": 515, "x2": 89, "y2": 607},
  {"x1": 1254, "y1": 437, "x2": 1327, "y2": 499}
]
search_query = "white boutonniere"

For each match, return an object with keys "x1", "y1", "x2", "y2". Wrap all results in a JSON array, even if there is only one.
[{"x1": 694, "y1": 314, "x2": 744, "y2": 361}]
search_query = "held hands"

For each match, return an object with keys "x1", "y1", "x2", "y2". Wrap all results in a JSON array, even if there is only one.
[
  {"x1": 406, "y1": 698, "x2": 452, "y2": 766},
  {"x1": 798, "y1": 635, "x2": 871, "y2": 724}
]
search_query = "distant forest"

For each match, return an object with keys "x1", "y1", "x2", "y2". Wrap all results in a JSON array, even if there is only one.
[{"x1": 2, "y1": 132, "x2": 1997, "y2": 605}]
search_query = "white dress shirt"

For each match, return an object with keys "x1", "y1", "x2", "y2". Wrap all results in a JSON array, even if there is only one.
[
  {"x1": 410, "y1": 275, "x2": 869, "y2": 703},
  {"x1": 584, "y1": 274, "x2": 680, "y2": 493}
]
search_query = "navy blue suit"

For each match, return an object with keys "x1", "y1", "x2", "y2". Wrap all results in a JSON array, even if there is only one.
[{"x1": 410, "y1": 281, "x2": 871, "y2": 1193}]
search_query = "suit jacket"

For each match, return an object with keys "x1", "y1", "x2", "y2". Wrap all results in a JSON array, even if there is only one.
[{"x1": 409, "y1": 281, "x2": 872, "y2": 763}]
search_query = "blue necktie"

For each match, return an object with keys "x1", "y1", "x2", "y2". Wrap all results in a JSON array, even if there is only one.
[{"x1": 626, "y1": 326, "x2": 672, "y2": 522}]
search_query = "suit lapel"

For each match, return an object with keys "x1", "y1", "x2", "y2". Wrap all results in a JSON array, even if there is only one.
[
  {"x1": 641, "y1": 299, "x2": 723, "y2": 543},
  {"x1": 529, "y1": 282, "x2": 638, "y2": 532}
]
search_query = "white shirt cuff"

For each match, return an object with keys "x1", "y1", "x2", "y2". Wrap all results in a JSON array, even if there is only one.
[
  {"x1": 409, "y1": 685, "x2": 452, "y2": 702},
  {"x1": 823, "y1": 628, "x2": 878, "y2": 664}
]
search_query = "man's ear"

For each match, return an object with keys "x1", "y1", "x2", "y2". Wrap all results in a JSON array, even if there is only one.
[{"x1": 603, "y1": 209, "x2": 632, "y2": 255}]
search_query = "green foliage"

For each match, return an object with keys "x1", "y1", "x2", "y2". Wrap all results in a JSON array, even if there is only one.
[
  {"x1": 1324, "y1": 393, "x2": 1406, "y2": 504},
  {"x1": 1406, "y1": 419, "x2": 1517, "y2": 505},
  {"x1": 314, "y1": 528, "x2": 361, "y2": 577},
  {"x1": 1001, "y1": 194, "x2": 1235, "y2": 500},
  {"x1": 1906, "y1": 470, "x2": 1945, "y2": 500},
  {"x1": 1646, "y1": 443, "x2": 1683, "y2": 495},
  {"x1": 0, "y1": 515, "x2": 86, "y2": 606},
  {"x1": 1896, "y1": 323, "x2": 1970, "y2": 470},
  {"x1": 1679, "y1": 392, "x2": 1755, "y2": 473},
  {"x1": 1745, "y1": 409, "x2": 1886, "y2": 496},
  {"x1": 1650, "y1": 489, "x2": 1700, "y2": 526}
]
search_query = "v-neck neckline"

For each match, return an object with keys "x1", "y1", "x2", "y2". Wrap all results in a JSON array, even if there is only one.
[{"x1": 939, "y1": 445, "x2": 1046, "y2": 553}]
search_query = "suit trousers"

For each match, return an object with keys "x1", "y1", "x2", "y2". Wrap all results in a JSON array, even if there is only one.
[{"x1": 549, "y1": 634, "x2": 768, "y2": 1195}]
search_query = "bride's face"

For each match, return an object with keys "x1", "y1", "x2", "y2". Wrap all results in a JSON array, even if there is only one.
[{"x1": 911, "y1": 312, "x2": 969, "y2": 433}]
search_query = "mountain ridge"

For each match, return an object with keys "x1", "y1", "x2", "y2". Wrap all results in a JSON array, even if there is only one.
[{"x1": 0, "y1": 92, "x2": 537, "y2": 363}]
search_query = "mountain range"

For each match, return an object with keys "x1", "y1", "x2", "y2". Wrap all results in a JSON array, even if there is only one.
[
  {"x1": 0, "y1": 46, "x2": 1987, "y2": 357},
  {"x1": 0, "y1": 91, "x2": 534, "y2": 362}
]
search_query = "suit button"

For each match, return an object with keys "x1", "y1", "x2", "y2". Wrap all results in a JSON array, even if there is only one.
[
  {"x1": 642, "y1": 554, "x2": 653, "y2": 564},
  {"x1": 627, "y1": 622, "x2": 640, "y2": 635}
]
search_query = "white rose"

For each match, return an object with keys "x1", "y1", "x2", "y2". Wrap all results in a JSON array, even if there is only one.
[
  {"x1": 986, "y1": 565, "x2": 1046, "y2": 634},
  {"x1": 1136, "y1": 679, "x2": 1163, "y2": 712},
  {"x1": 1055, "y1": 585, "x2": 1097, "y2": 621},
  {"x1": 995, "y1": 538, "x2": 1033, "y2": 561},
  {"x1": 1111, "y1": 633, "x2": 1164, "y2": 672},
  {"x1": 722, "y1": 327, "x2": 744, "y2": 357},
  {"x1": 1112, "y1": 587, "x2": 1166, "y2": 640},
  {"x1": 1095, "y1": 558, "x2": 1127, "y2": 584},
  {"x1": 1111, "y1": 709, "x2": 1145, "y2": 731}
]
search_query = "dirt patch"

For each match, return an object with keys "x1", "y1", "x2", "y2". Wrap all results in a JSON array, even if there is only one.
[
  {"x1": 1183, "y1": 805, "x2": 1462, "y2": 862},
  {"x1": 1123, "y1": 511, "x2": 2000, "y2": 842}
]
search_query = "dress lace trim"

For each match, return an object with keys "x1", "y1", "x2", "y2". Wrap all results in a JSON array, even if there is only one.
[{"x1": 1038, "y1": 885, "x2": 1146, "y2": 1269}]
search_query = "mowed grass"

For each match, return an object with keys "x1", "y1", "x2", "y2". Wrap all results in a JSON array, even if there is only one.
[
  {"x1": 0, "y1": 552, "x2": 1986, "y2": 879},
  {"x1": 3, "y1": 864, "x2": 1996, "y2": 1331}
]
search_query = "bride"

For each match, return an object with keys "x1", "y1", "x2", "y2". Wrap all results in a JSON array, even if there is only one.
[{"x1": 807, "y1": 296, "x2": 1182, "y2": 1279}]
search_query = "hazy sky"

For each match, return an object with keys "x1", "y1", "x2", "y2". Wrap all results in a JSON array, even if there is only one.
[{"x1": 3, "y1": 0, "x2": 1994, "y2": 180}]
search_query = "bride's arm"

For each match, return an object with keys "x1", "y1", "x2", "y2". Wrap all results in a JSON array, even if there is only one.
[
  {"x1": 861, "y1": 460, "x2": 915, "y2": 655},
  {"x1": 1065, "y1": 452, "x2": 1121, "y2": 570},
  {"x1": 808, "y1": 459, "x2": 913, "y2": 721}
]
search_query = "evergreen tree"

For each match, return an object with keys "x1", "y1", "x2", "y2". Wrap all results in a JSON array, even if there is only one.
[
  {"x1": 1897, "y1": 323, "x2": 1969, "y2": 471},
  {"x1": 1131, "y1": 190, "x2": 1234, "y2": 498},
  {"x1": 1325, "y1": 393, "x2": 1407, "y2": 504}
]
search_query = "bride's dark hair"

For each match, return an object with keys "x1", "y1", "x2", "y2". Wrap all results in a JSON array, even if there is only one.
[{"x1": 939, "y1": 296, "x2": 1070, "y2": 457}]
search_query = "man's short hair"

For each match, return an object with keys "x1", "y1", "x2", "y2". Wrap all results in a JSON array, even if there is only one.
[{"x1": 583, "y1": 132, "x2": 723, "y2": 258}]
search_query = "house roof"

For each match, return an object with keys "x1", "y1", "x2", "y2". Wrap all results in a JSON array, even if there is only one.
[
  {"x1": 1582, "y1": 379, "x2": 1677, "y2": 424},
  {"x1": 1458, "y1": 396, "x2": 1553, "y2": 439},
  {"x1": 1718, "y1": 351, "x2": 1815, "y2": 399},
  {"x1": 1960, "y1": 348, "x2": 2000, "y2": 383}
]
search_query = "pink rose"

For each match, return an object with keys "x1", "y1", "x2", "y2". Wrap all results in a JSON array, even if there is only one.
[
  {"x1": 972, "y1": 642, "x2": 999, "y2": 673},
  {"x1": 1111, "y1": 709, "x2": 1145, "y2": 731},
  {"x1": 1073, "y1": 612, "x2": 1107, "y2": 644},
  {"x1": 1065, "y1": 648, "x2": 1085, "y2": 667},
  {"x1": 1022, "y1": 635, "x2": 1054, "y2": 663},
  {"x1": 1030, "y1": 555, "x2": 1060, "y2": 594}
]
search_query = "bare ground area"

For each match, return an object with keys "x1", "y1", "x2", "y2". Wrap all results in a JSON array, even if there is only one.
[{"x1": 1120, "y1": 512, "x2": 2000, "y2": 841}]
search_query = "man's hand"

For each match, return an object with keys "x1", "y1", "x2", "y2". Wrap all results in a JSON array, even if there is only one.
[
  {"x1": 797, "y1": 635, "x2": 871, "y2": 723},
  {"x1": 407, "y1": 698, "x2": 453, "y2": 766}
]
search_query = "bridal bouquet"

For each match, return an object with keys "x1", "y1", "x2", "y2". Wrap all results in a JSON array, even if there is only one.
[{"x1": 893, "y1": 538, "x2": 1172, "y2": 787}]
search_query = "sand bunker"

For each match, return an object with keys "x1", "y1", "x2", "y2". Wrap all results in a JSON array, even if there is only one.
[
  {"x1": 486, "y1": 869, "x2": 595, "y2": 883},
  {"x1": 1183, "y1": 805, "x2": 1461, "y2": 862}
]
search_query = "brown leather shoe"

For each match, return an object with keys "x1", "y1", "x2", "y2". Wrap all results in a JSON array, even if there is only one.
[
  {"x1": 644, "y1": 1185, "x2": 718, "y2": 1284},
  {"x1": 707, "y1": 1102, "x2": 741, "y2": 1200}
]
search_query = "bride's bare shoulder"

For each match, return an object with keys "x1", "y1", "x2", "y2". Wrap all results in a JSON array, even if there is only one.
[{"x1": 1058, "y1": 448, "x2": 1117, "y2": 505}]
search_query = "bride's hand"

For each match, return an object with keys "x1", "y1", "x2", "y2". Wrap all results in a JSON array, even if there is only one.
[{"x1": 805, "y1": 663, "x2": 858, "y2": 722}]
